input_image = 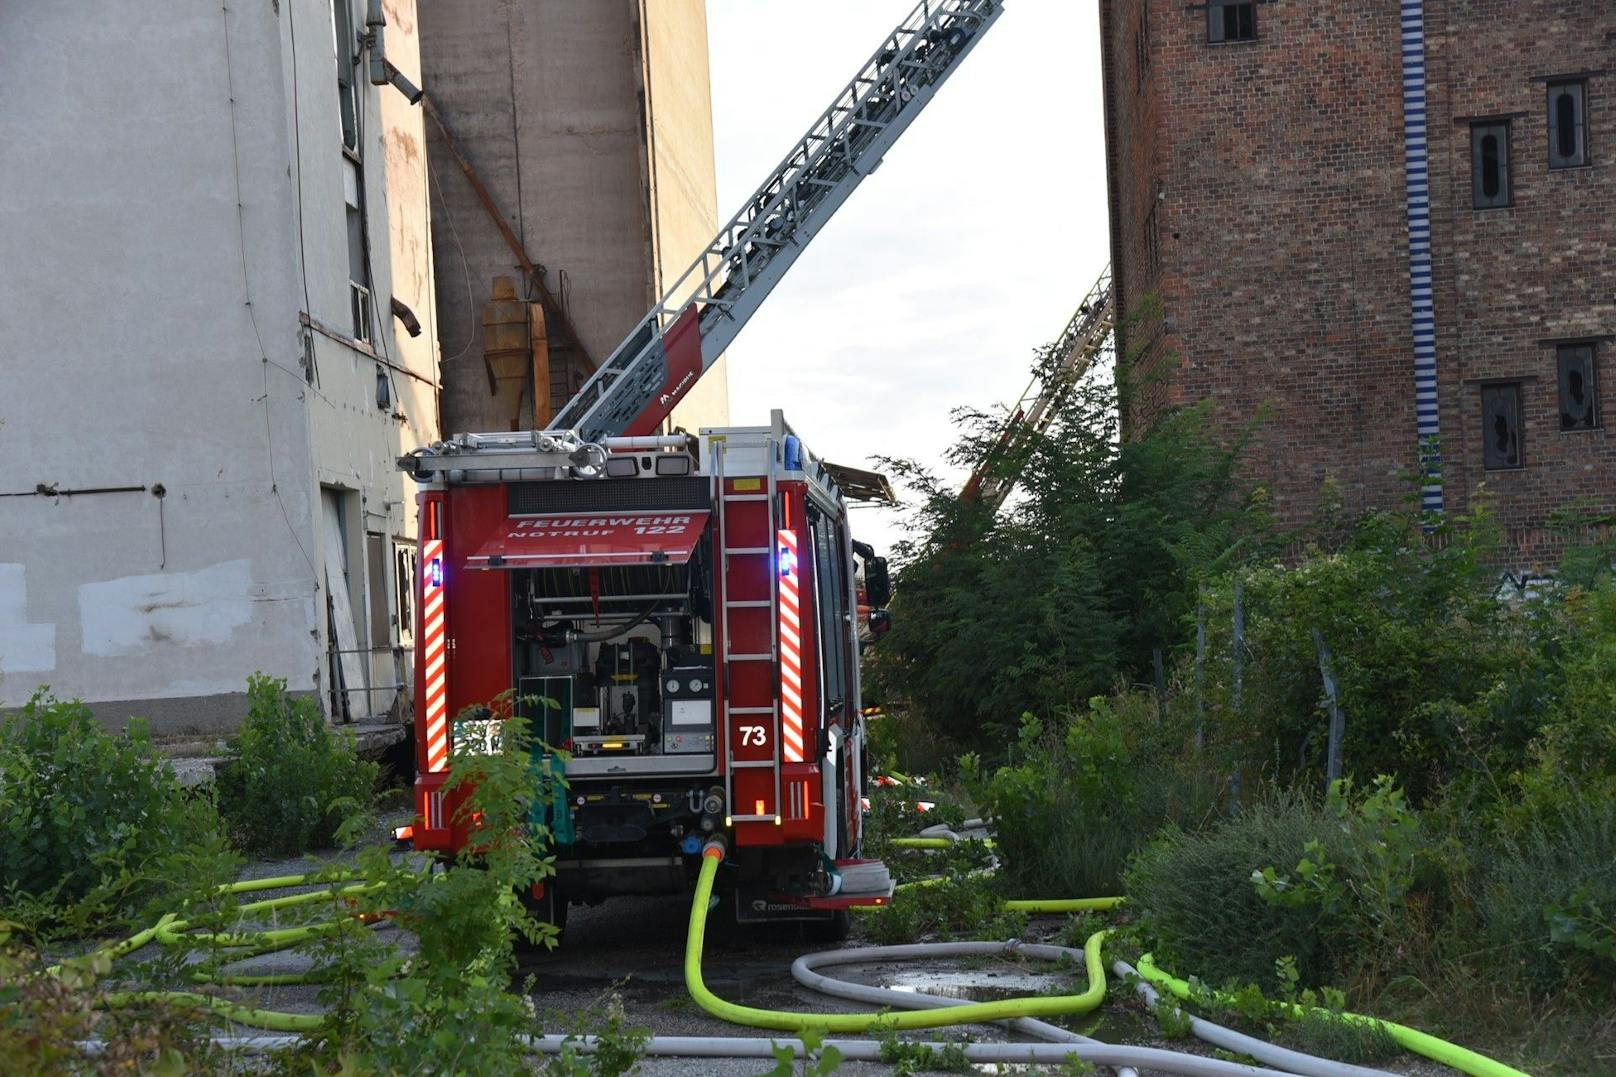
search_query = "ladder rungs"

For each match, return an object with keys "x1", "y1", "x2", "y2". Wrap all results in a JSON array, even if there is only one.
[
  {"x1": 723, "y1": 494, "x2": 768, "y2": 502},
  {"x1": 724, "y1": 599, "x2": 771, "y2": 609},
  {"x1": 726, "y1": 706, "x2": 773, "y2": 715},
  {"x1": 728, "y1": 814, "x2": 780, "y2": 823},
  {"x1": 729, "y1": 759, "x2": 777, "y2": 769},
  {"x1": 723, "y1": 546, "x2": 769, "y2": 555},
  {"x1": 727, "y1": 653, "x2": 773, "y2": 662}
]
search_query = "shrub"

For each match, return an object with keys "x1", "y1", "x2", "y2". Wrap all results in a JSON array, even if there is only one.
[
  {"x1": 214, "y1": 674, "x2": 378, "y2": 857},
  {"x1": 1194, "y1": 506, "x2": 1548, "y2": 800},
  {"x1": 0, "y1": 690, "x2": 223, "y2": 935},
  {"x1": 964, "y1": 696, "x2": 1223, "y2": 898},
  {"x1": 294, "y1": 714, "x2": 561, "y2": 1074},
  {"x1": 1126, "y1": 795, "x2": 1340, "y2": 989},
  {"x1": 1471, "y1": 791, "x2": 1616, "y2": 996},
  {"x1": 1129, "y1": 778, "x2": 1453, "y2": 993},
  {"x1": 0, "y1": 928, "x2": 218, "y2": 1073}
]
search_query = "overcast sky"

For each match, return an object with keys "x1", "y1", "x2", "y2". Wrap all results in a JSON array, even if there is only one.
[{"x1": 706, "y1": 0, "x2": 1110, "y2": 554}]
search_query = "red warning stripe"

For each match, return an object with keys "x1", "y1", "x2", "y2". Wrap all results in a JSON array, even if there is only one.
[
  {"x1": 421, "y1": 538, "x2": 448, "y2": 773},
  {"x1": 778, "y1": 528, "x2": 805, "y2": 763}
]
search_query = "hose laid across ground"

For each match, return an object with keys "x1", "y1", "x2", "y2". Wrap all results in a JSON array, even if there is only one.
[
  {"x1": 1114, "y1": 959, "x2": 1400, "y2": 1077},
  {"x1": 61, "y1": 871, "x2": 378, "y2": 1033},
  {"x1": 1135, "y1": 953, "x2": 1533, "y2": 1077},
  {"x1": 685, "y1": 843, "x2": 1112, "y2": 1035},
  {"x1": 62, "y1": 833, "x2": 1532, "y2": 1077}
]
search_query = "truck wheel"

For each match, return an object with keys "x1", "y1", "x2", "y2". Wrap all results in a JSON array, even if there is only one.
[
  {"x1": 519, "y1": 883, "x2": 568, "y2": 945},
  {"x1": 805, "y1": 909, "x2": 851, "y2": 944}
]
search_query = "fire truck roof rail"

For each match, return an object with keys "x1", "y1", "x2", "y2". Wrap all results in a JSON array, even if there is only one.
[{"x1": 398, "y1": 429, "x2": 607, "y2": 482}]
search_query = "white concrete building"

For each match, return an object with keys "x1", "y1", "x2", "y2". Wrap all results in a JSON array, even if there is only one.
[{"x1": 0, "y1": 0, "x2": 441, "y2": 732}]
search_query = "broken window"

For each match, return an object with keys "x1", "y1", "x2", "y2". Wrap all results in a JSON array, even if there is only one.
[
  {"x1": 345, "y1": 161, "x2": 371, "y2": 342},
  {"x1": 395, "y1": 543, "x2": 417, "y2": 647},
  {"x1": 1481, "y1": 383, "x2": 1524, "y2": 470},
  {"x1": 1208, "y1": 1, "x2": 1256, "y2": 44},
  {"x1": 1547, "y1": 80, "x2": 1587, "y2": 169},
  {"x1": 1557, "y1": 343, "x2": 1599, "y2": 430},
  {"x1": 1470, "y1": 121, "x2": 1512, "y2": 208}
]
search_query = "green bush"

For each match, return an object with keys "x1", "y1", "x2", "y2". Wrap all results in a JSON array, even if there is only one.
[
  {"x1": 0, "y1": 690, "x2": 223, "y2": 934},
  {"x1": 1195, "y1": 506, "x2": 1551, "y2": 800},
  {"x1": 964, "y1": 695, "x2": 1223, "y2": 898},
  {"x1": 1127, "y1": 779, "x2": 1448, "y2": 991},
  {"x1": 1471, "y1": 791, "x2": 1616, "y2": 995},
  {"x1": 1126, "y1": 795, "x2": 1341, "y2": 989},
  {"x1": 215, "y1": 674, "x2": 378, "y2": 857}
]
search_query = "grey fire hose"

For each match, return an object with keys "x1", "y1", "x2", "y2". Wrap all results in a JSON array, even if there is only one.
[{"x1": 1114, "y1": 959, "x2": 1401, "y2": 1077}]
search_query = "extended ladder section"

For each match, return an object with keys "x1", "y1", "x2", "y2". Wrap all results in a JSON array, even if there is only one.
[
  {"x1": 711, "y1": 436, "x2": 784, "y2": 825},
  {"x1": 547, "y1": 0, "x2": 1004, "y2": 443},
  {"x1": 966, "y1": 263, "x2": 1116, "y2": 513}
]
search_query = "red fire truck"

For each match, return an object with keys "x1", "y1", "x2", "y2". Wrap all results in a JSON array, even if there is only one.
[
  {"x1": 401, "y1": 417, "x2": 893, "y2": 933},
  {"x1": 399, "y1": 0, "x2": 1000, "y2": 934}
]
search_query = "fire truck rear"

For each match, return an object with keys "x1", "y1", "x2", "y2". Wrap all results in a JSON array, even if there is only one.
[{"x1": 399, "y1": 412, "x2": 891, "y2": 934}]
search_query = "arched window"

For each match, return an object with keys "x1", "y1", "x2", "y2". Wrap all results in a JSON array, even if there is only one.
[
  {"x1": 1470, "y1": 121, "x2": 1512, "y2": 208},
  {"x1": 1547, "y1": 81, "x2": 1587, "y2": 168}
]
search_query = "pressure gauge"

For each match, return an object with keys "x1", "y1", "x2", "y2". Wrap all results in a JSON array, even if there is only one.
[
  {"x1": 688, "y1": 677, "x2": 704, "y2": 692},
  {"x1": 666, "y1": 677, "x2": 680, "y2": 694}
]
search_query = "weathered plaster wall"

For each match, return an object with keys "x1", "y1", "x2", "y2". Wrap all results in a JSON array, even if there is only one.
[{"x1": 0, "y1": 0, "x2": 438, "y2": 729}]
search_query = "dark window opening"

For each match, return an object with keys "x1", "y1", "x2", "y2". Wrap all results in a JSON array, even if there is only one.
[
  {"x1": 394, "y1": 543, "x2": 416, "y2": 646},
  {"x1": 331, "y1": 0, "x2": 359, "y2": 153},
  {"x1": 1470, "y1": 121, "x2": 1512, "y2": 208},
  {"x1": 1481, "y1": 384, "x2": 1524, "y2": 470},
  {"x1": 1547, "y1": 81, "x2": 1587, "y2": 168},
  {"x1": 1208, "y1": 1, "x2": 1256, "y2": 44},
  {"x1": 1557, "y1": 343, "x2": 1599, "y2": 430}
]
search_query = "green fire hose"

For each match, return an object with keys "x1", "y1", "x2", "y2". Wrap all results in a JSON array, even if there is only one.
[
  {"x1": 684, "y1": 843, "x2": 1109, "y2": 1033},
  {"x1": 1134, "y1": 953, "x2": 1532, "y2": 1077}
]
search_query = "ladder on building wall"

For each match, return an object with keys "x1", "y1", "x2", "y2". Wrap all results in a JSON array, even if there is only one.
[
  {"x1": 964, "y1": 263, "x2": 1116, "y2": 513},
  {"x1": 547, "y1": 0, "x2": 1004, "y2": 443},
  {"x1": 711, "y1": 437, "x2": 784, "y2": 825}
]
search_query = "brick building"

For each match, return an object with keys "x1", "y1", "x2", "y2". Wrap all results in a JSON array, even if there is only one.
[{"x1": 1098, "y1": 0, "x2": 1616, "y2": 561}]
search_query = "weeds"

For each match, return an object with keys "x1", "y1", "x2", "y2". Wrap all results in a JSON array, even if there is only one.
[
  {"x1": 758, "y1": 1028, "x2": 843, "y2": 1077},
  {"x1": 214, "y1": 674, "x2": 379, "y2": 857},
  {"x1": 878, "y1": 1033, "x2": 972, "y2": 1074}
]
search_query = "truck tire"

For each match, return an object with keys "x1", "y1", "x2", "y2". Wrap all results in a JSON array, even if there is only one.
[
  {"x1": 519, "y1": 882, "x2": 568, "y2": 945},
  {"x1": 805, "y1": 908, "x2": 851, "y2": 944}
]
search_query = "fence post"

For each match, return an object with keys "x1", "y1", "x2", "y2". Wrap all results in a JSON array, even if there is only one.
[
  {"x1": 1232, "y1": 578, "x2": 1245, "y2": 715},
  {"x1": 1194, "y1": 599, "x2": 1206, "y2": 751},
  {"x1": 1313, "y1": 627, "x2": 1346, "y2": 784},
  {"x1": 1229, "y1": 578, "x2": 1245, "y2": 810}
]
